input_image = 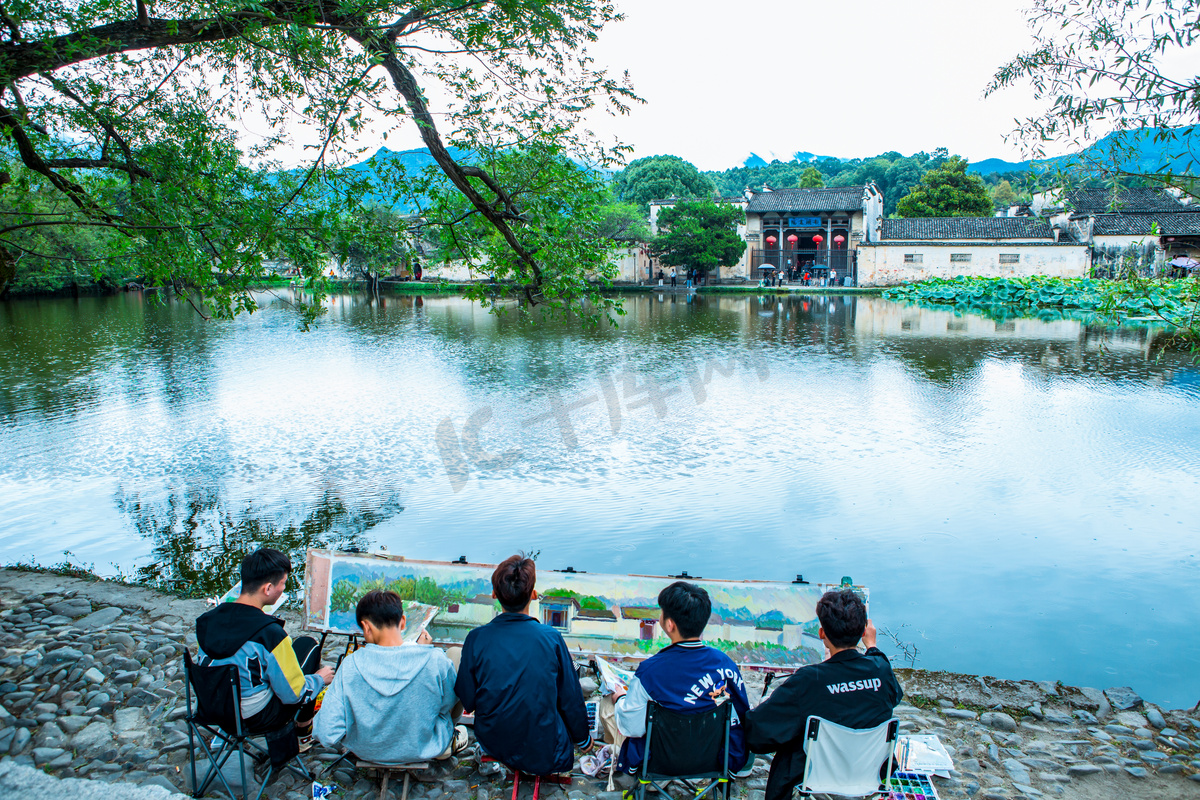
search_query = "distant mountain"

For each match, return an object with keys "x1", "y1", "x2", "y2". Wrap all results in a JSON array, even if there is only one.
[
  {"x1": 744, "y1": 150, "x2": 838, "y2": 168},
  {"x1": 736, "y1": 126, "x2": 1200, "y2": 177},
  {"x1": 281, "y1": 145, "x2": 473, "y2": 210},
  {"x1": 341, "y1": 145, "x2": 472, "y2": 177},
  {"x1": 968, "y1": 157, "x2": 1032, "y2": 174}
]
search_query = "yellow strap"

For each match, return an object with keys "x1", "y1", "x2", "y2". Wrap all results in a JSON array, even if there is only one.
[{"x1": 271, "y1": 636, "x2": 306, "y2": 697}]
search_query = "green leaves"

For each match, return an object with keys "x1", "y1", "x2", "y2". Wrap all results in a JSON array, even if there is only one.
[
  {"x1": 0, "y1": 0, "x2": 642, "y2": 326},
  {"x1": 988, "y1": 0, "x2": 1200, "y2": 200},
  {"x1": 612, "y1": 155, "x2": 714, "y2": 213},
  {"x1": 649, "y1": 200, "x2": 745, "y2": 273},
  {"x1": 895, "y1": 157, "x2": 994, "y2": 218}
]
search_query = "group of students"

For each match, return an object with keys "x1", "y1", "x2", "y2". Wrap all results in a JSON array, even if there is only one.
[{"x1": 195, "y1": 550, "x2": 901, "y2": 800}]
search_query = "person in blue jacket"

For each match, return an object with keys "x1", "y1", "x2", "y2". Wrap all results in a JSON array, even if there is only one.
[
  {"x1": 454, "y1": 554, "x2": 593, "y2": 775},
  {"x1": 610, "y1": 581, "x2": 752, "y2": 778}
]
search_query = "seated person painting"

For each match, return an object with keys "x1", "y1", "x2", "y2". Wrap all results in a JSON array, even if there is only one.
[
  {"x1": 745, "y1": 589, "x2": 903, "y2": 800},
  {"x1": 195, "y1": 548, "x2": 333, "y2": 736},
  {"x1": 314, "y1": 590, "x2": 468, "y2": 764},
  {"x1": 454, "y1": 554, "x2": 593, "y2": 775},
  {"x1": 610, "y1": 581, "x2": 752, "y2": 778}
]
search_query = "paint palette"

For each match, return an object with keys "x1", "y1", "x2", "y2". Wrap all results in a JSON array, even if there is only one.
[{"x1": 886, "y1": 771, "x2": 939, "y2": 800}]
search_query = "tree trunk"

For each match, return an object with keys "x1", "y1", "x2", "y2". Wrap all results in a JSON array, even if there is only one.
[{"x1": 0, "y1": 248, "x2": 15, "y2": 297}]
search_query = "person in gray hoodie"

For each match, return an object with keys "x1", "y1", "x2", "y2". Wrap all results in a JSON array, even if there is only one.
[{"x1": 314, "y1": 590, "x2": 466, "y2": 764}]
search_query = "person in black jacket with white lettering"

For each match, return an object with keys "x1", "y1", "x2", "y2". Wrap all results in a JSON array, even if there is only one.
[{"x1": 746, "y1": 590, "x2": 902, "y2": 800}]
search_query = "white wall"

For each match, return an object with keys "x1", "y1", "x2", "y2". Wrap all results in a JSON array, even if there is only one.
[
  {"x1": 857, "y1": 243, "x2": 1090, "y2": 286},
  {"x1": 861, "y1": 186, "x2": 883, "y2": 243},
  {"x1": 607, "y1": 245, "x2": 649, "y2": 283},
  {"x1": 1093, "y1": 234, "x2": 1161, "y2": 250}
]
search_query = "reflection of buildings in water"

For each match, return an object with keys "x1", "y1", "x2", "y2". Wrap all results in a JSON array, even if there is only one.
[
  {"x1": 852, "y1": 296, "x2": 1166, "y2": 359},
  {"x1": 851, "y1": 297, "x2": 1085, "y2": 341},
  {"x1": 1079, "y1": 324, "x2": 1157, "y2": 356},
  {"x1": 845, "y1": 296, "x2": 1193, "y2": 386}
]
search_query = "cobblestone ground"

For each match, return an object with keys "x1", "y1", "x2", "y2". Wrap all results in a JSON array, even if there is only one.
[{"x1": 1, "y1": 570, "x2": 1197, "y2": 800}]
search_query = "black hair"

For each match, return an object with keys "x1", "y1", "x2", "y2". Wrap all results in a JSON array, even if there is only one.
[
  {"x1": 240, "y1": 548, "x2": 291, "y2": 594},
  {"x1": 816, "y1": 589, "x2": 867, "y2": 648},
  {"x1": 493, "y1": 554, "x2": 537, "y2": 613},
  {"x1": 356, "y1": 590, "x2": 405, "y2": 629},
  {"x1": 657, "y1": 581, "x2": 711, "y2": 639}
]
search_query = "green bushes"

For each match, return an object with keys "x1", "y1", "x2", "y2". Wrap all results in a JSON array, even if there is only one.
[{"x1": 883, "y1": 276, "x2": 1200, "y2": 339}]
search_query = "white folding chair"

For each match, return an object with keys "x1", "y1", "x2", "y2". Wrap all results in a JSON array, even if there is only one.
[{"x1": 798, "y1": 716, "x2": 899, "y2": 798}]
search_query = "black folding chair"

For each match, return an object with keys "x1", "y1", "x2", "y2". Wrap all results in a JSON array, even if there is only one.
[
  {"x1": 636, "y1": 700, "x2": 732, "y2": 800},
  {"x1": 184, "y1": 651, "x2": 312, "y2": 800}
]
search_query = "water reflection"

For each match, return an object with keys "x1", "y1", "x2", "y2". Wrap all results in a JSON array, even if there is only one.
[
  {"x1": 116, "y1": 484, "x2": 391, "y2": 597},
  {"x1": 1, "y1": 290, "x2": 1198, "y2": 706}
]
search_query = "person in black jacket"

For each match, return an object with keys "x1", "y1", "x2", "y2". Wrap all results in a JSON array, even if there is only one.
[
  {"x1": 746, "y1": 590, "x2": 902, "y2": 800},
  {"x1": 454, "y1": 554, "x2": 593, "y2": 775}
]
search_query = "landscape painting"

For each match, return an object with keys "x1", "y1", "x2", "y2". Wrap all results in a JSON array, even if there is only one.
[{"x1": 304, "y1": 549, "x2": 867, "y2": 667}]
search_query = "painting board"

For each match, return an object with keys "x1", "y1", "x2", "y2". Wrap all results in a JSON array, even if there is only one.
[
  {"x1": 218, "y1": 581, "x2": 287, "y2": 615},
  {"x1": 303, "y1": 549, "x2": 867, "y2": 667}
]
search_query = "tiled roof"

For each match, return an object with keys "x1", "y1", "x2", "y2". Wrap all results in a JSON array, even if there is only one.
[
  {"x1": 540, "y1": 595, "x2": 579, "y2": 608},
  {"x1": 746, "y1": 186, "x2": 867, "y2": 213},
  {"x1": 880, "y1": 217, "x2": 1055, "y2": 240},
  {"x1": 1065, "y1": 188, "x2": 1192, "y2": 214},
  {"x1": 620, "y1": 606, "x2": 660, "y2": 620},
  {"x1": 575, "y1": 609, "x2": 616, "y2": 620},
  {"x1": 1091, "y1": 212, "x2": 1200, "y2": 236}
]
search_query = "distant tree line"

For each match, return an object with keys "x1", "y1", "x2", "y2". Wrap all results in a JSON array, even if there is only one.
[{"x1": 607, "y1": 151, "x2": 1057, "y2": 222}]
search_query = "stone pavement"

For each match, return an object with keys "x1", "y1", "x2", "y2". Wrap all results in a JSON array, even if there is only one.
[
  {"x1": 1, "y1": 568, "x2": 1198, "y2": 800},
  {"x1": 0, "y1": 760, "x2": 184, "y2": 799}
]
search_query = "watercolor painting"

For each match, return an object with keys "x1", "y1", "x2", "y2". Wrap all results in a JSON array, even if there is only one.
[{"x1": 304, "y1": 549, "x2": 867, "y2": 667}]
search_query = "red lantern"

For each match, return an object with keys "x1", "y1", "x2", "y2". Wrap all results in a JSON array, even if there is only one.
[
  {"x1": 834, "y1": 234, "x2": 845, "y2": 247},
  {"x1": 766, "y1": 235, "x2": 777, "y2": 247},
  {"x1": 786, "y1": 234, "x2": 798, "y2": 246},
  {"x1": 813, "y1": 234, "x2": 824, "y2": 246}
]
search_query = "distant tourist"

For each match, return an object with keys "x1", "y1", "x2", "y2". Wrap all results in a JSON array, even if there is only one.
[
  {"x1": 830, "y1": 268, "x2": 838, "y2": 286},
  {"x1": 195, "y1": 549, "x2": 332, "y2": 741},
  {"x1": 609, "y1": 581, "x2": 752, "y2": 783},
  {"x1": 314, "y1": 590, "x2": 467, "y2": 764},
  {"x1": 686, "y1": 268, "x2": 694, "y2": 290},
  {"x1": 745, "y1": 589, "x2": 902, "y2": 800},
  {"x1": 455, "y1": 555, "x2": 593, "y2": 775},
  {"x1": 670, "y1": 268, "x2": 677, "y2": 288}
]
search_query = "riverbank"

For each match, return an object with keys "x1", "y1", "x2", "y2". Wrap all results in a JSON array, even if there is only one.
[
  {"x1": 1, "y1": 278, "x2": 881, "y2": 303},
  {"x1": 1, "y1": 569, "x2": 1197, "y2": 800},
  {"x1": 323, "y1": 280, "x2": 883, "y2": 296}
]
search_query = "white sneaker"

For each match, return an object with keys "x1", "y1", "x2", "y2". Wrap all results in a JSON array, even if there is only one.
[{"x1": 451, "y1": 725, "x2": 470, "y2": 756}]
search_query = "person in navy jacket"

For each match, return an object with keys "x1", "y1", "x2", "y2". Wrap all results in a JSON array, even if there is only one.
[
  {"x1": 610, "y1": 581, "x2": 751, "y2": 777},
  {"x1": 455, "y1": 555, "x2": 593, "y2": 775}
]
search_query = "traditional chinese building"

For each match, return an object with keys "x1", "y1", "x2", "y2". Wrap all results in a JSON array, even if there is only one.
[
  {"x1": 743, "y1": 184, "x2": 883, "y2": 283},
  {"x1": 856, "y1": 217, "x2": 1090, "y2": 285},
  {"x1": 644, "y1": 182, "x2": 1199, "y2": 286}
]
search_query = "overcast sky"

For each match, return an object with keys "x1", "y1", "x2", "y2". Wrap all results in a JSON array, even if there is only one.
[
  {"x1": 252, "y1": 0, "x2": 1058, "y2": 171},
  {"x1": 580, "y1": 0, "x2": 1048, "y2": 170}
]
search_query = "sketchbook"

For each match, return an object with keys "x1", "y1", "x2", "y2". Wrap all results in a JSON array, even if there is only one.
[
  {"x1": 595, "y1": 655, "x2": 637, "y2": 695},
  {"x1": 895, "y1": 734, "x2": 954, "y2": 773},
  {"x1": 215, "y1": 581, "x2": 288, "y2": 615},
  {"x1": 401, "y1": 603, "x2": 439, "y2": 643}
]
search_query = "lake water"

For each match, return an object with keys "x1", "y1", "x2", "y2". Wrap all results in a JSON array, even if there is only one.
[{"x1": 1, "y1": 290, "x2": 1198, "y2": 707}]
